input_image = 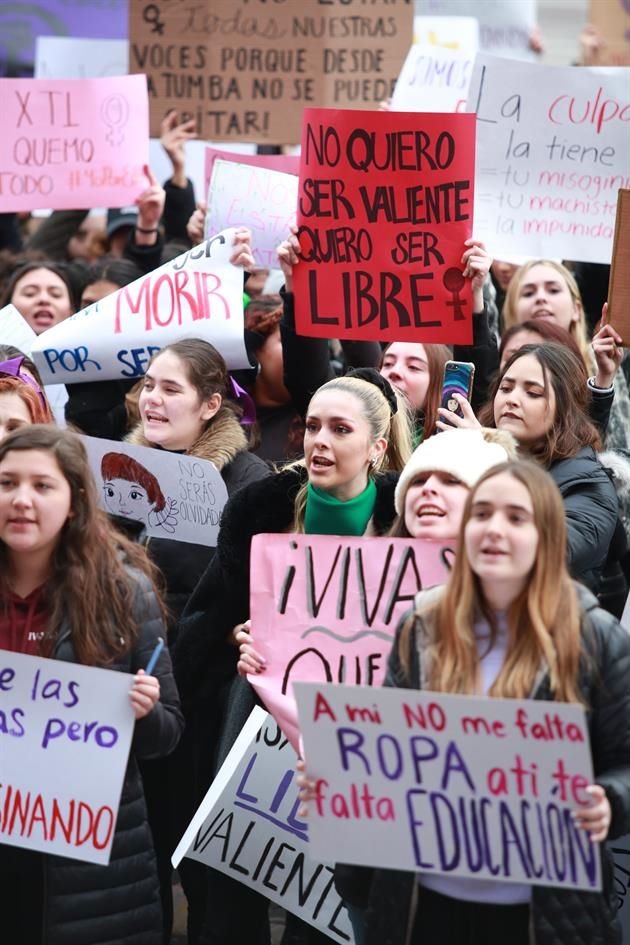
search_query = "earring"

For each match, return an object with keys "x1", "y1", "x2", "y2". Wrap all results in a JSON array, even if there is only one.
[{"x1": 370, "y1": 456, "x2": 378, "y2": 467}]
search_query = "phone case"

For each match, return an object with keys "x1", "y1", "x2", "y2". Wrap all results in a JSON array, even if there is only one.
[{"x1": 440, "y1": 361, "x2": 475, "y2": 422}]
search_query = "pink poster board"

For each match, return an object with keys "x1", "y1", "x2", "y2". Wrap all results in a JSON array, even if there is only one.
[
  {"x1": 0, "y1": 75, "x2": 149, "y2": 211},
  {"x1": 249, "y1": 532, "x2": 452, "y2": 751}
]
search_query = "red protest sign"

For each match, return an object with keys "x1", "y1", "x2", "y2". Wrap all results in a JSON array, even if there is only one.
[{"x1": 293, "y1": 108, "x2": 476, "y2": 344}]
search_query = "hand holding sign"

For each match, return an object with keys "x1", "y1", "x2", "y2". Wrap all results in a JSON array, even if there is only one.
[{"x1": 130, "y1": 668, "x2": 161, "y2": 720}]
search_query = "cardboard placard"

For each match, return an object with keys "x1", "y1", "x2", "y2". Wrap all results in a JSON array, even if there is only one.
[
  {"x1": 607, "y1": 189, "x2": 630, "y2": 346},
  {"x1": 249, "y1": 533, "x2": 452, "y2": 751},
  {"x1": 589, "y1": 0, "x2": 630, "y2": 66},
  {"x1": 293, "y1": 107, "x2": 476, "y2": 344},
  {"x1": 0, "y1": 650, "x2": 135, "y2": 864},
  {"x1": 295, "y1": 682, "x2": 600, "y2": 892},
  {"x1": 30, "y1": 231, "x2": 250, "y2": 385},
  {"x1": 173, "y1": 708, "x2": 354, "y2": 944},
  {"x1": 128, "y1": 0, "x2": 413, "y2": 144},
  {"x1": 0, "y1": 76, "x2": 148, "y2": 211},
  {"x1": 467, "y1": 56, "x2": 630, "y2": 264}
]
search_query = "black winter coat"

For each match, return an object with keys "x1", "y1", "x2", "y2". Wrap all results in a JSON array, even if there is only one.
[{"x1": 338, "y1": 583, "x2": 630, "y2": 945}]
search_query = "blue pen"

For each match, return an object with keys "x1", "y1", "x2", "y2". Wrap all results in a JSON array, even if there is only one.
[{"x1": 144, "y1": 637, "x2": 164, "y2": 675}]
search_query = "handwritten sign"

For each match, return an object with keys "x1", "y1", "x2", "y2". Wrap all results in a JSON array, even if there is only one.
[
  {"x1": 611, "y1": 835, "x2": 630, "y2": 941},
  {"x1": 35, "y1": 37, "x2": 129, "y2": 80},
  {"x1": 295, "y1": 682, "x2": 600, "y2": 892},
  {"x1": 414, "y1": 16, "x2": 479, "y2": 51},
  {"x1": 249, "y1": 534, "x2": 451, "y2": 751},
  {"x1": 293, "y1": 108, "x2": 476, "y2": 344},
  {"x1": 174, "y1": 708, "x2": 354, "y2": 944},
  {"x1": 392, "y1": 45, "x2": 474, "y2": 113},
  {"x1": 0, "y1": 649, "x2": 135, "y2": 864},
  {"x1": 204, "y1": 147, "x2": 299, "y2": 208},
  {"x1": 420, "y1": 0, "x2": 537, "y2": 60},
  {"x1": 82, "y1": 436, "x2": 229, "y2": 547},
  {"x1": 589, "y1": 0, "x2": 630, "y2": 66},
  {"x1": 206, "y1": 161, "x2": 298, "y2": 269},
  {"x1": 0, "y1": 75, "x2": 148, "y2": 212},
  {"x1": 30, "y1": 230, "x2": 249, "y2": 385},
  {"x1": 607, "y1": 189, "x2": 630, "y2": 346},
  {"x1": 467, "y1": 56, "x2": 630, "y2": 264},
  {"x1": 129, "y1": 0, "x2": 413, "y2": 144}
]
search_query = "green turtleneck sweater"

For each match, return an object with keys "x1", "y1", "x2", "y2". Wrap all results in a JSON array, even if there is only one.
[{"x1": 304, "y1": 480, "x2": 377, "y2": 536}]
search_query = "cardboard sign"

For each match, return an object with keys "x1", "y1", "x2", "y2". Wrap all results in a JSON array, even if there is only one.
[
  {"x1": 204, "y1": 148, "x2": 300, "y2": 208},
  {"x1": 249, "y1": 534, "x2": 452, "y2": 751},
  {"x1": 293, "y1": 108, "x2": 476, "y2": 344},
  {"x1": 295, "y1": 682, "x2": 600, "y2": 892},
  {"x1": 607, "y1": 189, "x2": 630, "y2": 346},
  {"x1": 129, "y1": 0, "x2": 413, "y2": 144},
  {"x1": 83, "y1": 436, "x2": 229, "y2": 547},
  {"x1": 0, "y1": 649, "x2": 135, "y2": 864},
  {"x1": 0, "y1": 76, "x2": 148, "y2": 211},
  {"x1": 391, "y1": 45, "x2": 474, "y2": 113},
  {"x1": 206, "y1": 161, "x2": 298, "y2": 269},
  {"x1": 30, "y1": 231, "x2": 250, "y2": 385},
  {"x1": 420, "y1": 0, "x2": 537, "y2": 60},
  {"x1": 589, "y1": 0, "x2": 630, "y2": 66},
  {"x1": 173, "y1": 708, "x2": 354, "y2": 944},
  {"x1": 467, "y1": 56, "x2": 630, "y2": 264},
  {"x1": 35, "y1": 37, "x2": 129, "y2": 80}
]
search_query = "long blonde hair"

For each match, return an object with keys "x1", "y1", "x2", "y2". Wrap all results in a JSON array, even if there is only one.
[
  {"x1": 502, "y1": 259, "x2": 591, "y2": 371},
  {"x1": 400, "y1": 460, "x2": 583, "y2": 703}
]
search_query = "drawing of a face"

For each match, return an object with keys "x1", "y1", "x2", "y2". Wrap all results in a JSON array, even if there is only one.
[
  {"x1": 103, "y1": 478, "x2": 153, "y2": 524},
  {"x1": 447, "y1": 397, "x2": 458, "y2": 412}
]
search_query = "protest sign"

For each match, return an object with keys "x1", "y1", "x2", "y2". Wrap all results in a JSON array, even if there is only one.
[
  {"x1": 0, "y1": 649, "x2": 135, "y2": 864},
  {"x1": 30, "y1": 230, "x2": 250, "y2": 385},
  {"x1": 204, "y1": 148, "x2": 299, "y2": 208},
  {"x1": 420, "y1": 0, "x2": 537, "y2": 60},
  {"x1": 589, "y1": 0, "x2": 630, "y2": 66},
  {"x1": 621, "y1": 592, "x2": 630, "y2": 634},
  {"x1": 0, "y1": 75, "x2": 148, "y2": 212},
  {"x1": 607, "y1": 189, "x2": 630, "y2": 346},
  {"x1": 293, "y1": 108, "x2": 476, "y2": 344},
  {"x1": 35, "y1": 37, "x2": 129, "y2": 80},
  {"x1": 150, "y1": 141, "x2": 257, "y2": 215},
  {"x1": 82, "y1": 436, "x2": 228, "y2": 547},
  {"x1": 391, "y1": 45, "x2": 474, "y2": 113},
  {"x1": 295, "y1": 682, "x2": 600, "y2": 892},
  {"x1": 249, "y1": 533, "x2": 452, "y2": 751},
  {"x1": 129, "y1": 0, "x2": 413, "y2": 144},
  {"x1": 467, "y1": 56, "x2": 630, "y2": 264},
  {"x1": 174, "y1": 708, "x2": 354, "y2": 944},
  {"x1": 206, "y1": 161, "x2": 298, "y2": 269},
  {"x1": 611, "y1": 835, "x2": 630, "y2": 942},
  {"x1": 413, "y1": 16, "x2": 479, "y2": 52}
]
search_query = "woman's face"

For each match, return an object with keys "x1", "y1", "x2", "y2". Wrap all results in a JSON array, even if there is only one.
[
  {"x1": 380, "y1": 343, "x2": 430, "y2": 411},
  {"x1": 80, "y1": 279, "x2": 120, "y2": 308},
  {"x1": 0, "y1": 449, "x2": 72, "y2": 562},
  {"x1": 0, "y1": 392, "x2": 33, "y2": 441},
  {"x1": 304, "y1": 389, "x2": 385, "y2": 501},
  {"x1": 513, "y1": 264, "x2": 579, "y2": 332},
  {"x1": 500, "y1": 329, "x2": 544, "y2": 370},
  {"x1": 11, "y1": 268, "x2": 73, "y2": 335},
  {"x1": 493, "y1": 354, "x2": 556, "y2": 448},
  {"x1": 139, "y1": 350, "x2": 219, "y2": 451},
  {"x1": 465, "y1": 472, "x2": 538, "y2": 602},
  {"x1": 404, "y1": 470, "x2": 469, "y2": 541}
]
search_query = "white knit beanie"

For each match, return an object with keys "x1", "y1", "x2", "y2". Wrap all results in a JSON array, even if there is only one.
[{"x1": 394, "y1": 428, "x2": 517, "y2": 515}]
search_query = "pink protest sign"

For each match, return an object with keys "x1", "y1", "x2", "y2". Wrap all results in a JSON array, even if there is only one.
[
  {"x1": 249, "y1": 533, "x2": 452, "y2": 751},
  {"x1": 204, "y1": 147, "x2": 299, "y2": 205},
  {"x1": 0, "y1": 75, "x2": 149, "y2": 211}
]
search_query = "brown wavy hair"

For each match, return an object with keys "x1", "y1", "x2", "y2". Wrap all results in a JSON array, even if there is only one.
[
  {"x1": 0, "y1": 426, "x2": 165, "y2": 665},
  {"x1": 381, "y1": 342, "x2": 451, "y2": 441}
]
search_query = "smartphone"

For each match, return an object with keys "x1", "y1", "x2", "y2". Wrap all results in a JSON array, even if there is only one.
[{"x1": 439, "y1": 361, "x2": 475, "y2": 427}]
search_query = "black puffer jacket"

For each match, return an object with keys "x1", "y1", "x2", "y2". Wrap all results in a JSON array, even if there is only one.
[{"x1": 339, "y1": 583, "x2": 630, "y2": 945}]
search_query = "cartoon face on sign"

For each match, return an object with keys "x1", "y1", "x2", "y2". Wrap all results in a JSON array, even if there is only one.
[{"x1": 100, "y1": 452, "x2": 178, "y2": 533}]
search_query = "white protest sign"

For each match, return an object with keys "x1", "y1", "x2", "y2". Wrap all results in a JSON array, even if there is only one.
[
  {"x1": 205, "y1": 161, "x2": 298, "y2": 269},
  {"x1": 467, "y1": 56, "x2": 630, "y2": 263},
  {"x1": 35, "y1": 37, "x2": 129, "y2": 79},
  {"x1": 413, "y1": 16, "x2": 479, "y2": 52},
  {"x1": 30, "y1": 231, "x2": 250, "y2": 385},
  {"x1": 82, "y1": 436, "x2": 228, "y2": 547},
  {"x1": 295, "y1": 682, "x2": 600, "y2": 892},
  {"x1": 418, "y1": 0, "x2": 537, "y2": 60},
  {"x1": 392, "y1": 45, "x2": 473, "y2": 113},
  {"x1": 0, "y1": 650, "x2": 135, "y2": 864},
  {"x1": 173, "y1": 708, "x2": 354, "y2": 944}
]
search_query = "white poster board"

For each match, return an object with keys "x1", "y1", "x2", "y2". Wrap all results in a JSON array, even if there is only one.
[
  {"x1": 0, "y1": 650, "x2": 135, "y2": 864},
  {"x1": 205, "y1": 161, "x2": 298, "y2": 269},
  {"x1": 35, "y1": 37, "x2": 129, "y2": 80},
  {"x1": 417, "y1": 0, "x2": 537, "y2": 60},
  {"x1": 467, "y1": 55, "x2": 630, "y2": 263},
  {"x1": 295, "y1": 682, "x2": 600, "y2": 892},
  {"x1": 30, "y1": 231, "x2": 250, "y2": 385},
  {"x1": 82, "y1": 436, "x2": 228, "y2": 546},
  {"x1": 413, "y1": 16, "x2": 479, "y2": 52},
  {"x1": 173, "y1": 708, "x2": 354, "y2": 944},
  {"x1": 392, "y1": 45, "x2": 474, "y2": 113}
]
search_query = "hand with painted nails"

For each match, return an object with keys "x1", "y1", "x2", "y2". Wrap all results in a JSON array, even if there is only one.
[
  {"x1": 436, "y1": 393, "x2": 482, "y2": 432},
  {"x1": 235, "y1": 620, "x2": 267, "y2": 677},
  {"x1": 573, "y1": 784, "x2": 611, "y2": 842}
]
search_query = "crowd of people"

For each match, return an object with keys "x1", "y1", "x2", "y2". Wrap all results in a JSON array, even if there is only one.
[{"x1": 0, "y1": 16, "x2": 629, "y2": 945}]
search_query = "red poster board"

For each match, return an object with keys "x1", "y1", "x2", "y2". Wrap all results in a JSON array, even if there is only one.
[{"x1": 293, "y1": 108, "x2": 476, "y2": 344}]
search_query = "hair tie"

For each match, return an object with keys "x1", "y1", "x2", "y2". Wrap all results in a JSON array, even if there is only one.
[
  {"x1": 346, "y1": 367, "x2": 398, "y2": 417},
  {"x1": 0, "y1": 356, "x2": 47, "y2": 410},
  {"x1": 228, "y1": 376, "x2": 257, "y2": 425}
]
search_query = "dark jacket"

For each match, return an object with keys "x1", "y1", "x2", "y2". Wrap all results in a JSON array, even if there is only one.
[
  {"x1": 0, "y1": 568, "x2": 184, "y2": 945},
  {"x1": 341, "y1": 583, "x2": 630, "y2": 945},
  {"x1": 548, "y1": 447, "x2": 619, "y2": 592}
]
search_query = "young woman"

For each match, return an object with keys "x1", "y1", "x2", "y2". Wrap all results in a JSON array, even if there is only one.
[
  {"x1": 340, "y1": 460, "x2": 630, "y2": 945},
  {"x1": 0, "y1": 425, "x2": 183, "y2": 945},
  {"x1": 0, "y1": 374, "x2": 53, "y2": 440},
  {"x1": 1, "y1": 260, "x2": 80, "y2": 334}
]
